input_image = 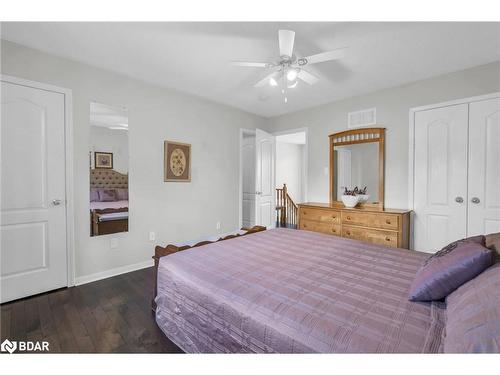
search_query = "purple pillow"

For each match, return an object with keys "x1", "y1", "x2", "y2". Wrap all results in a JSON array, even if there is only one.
[
  {"x1": 98, "y1": 188, "x2": 117, "y2": 202},
  {"x1": 444, "y1": 262, "x2": 500, "y2": 353},
  {"x1": 409, "y1": 235, "x2": 493, "y2": 301},
  {"x1": 90, "y1": 188, "x2": 99, "y2": 202},
  {"x1": 115, "y1": 188, "x2": 128, "y2": 201}
]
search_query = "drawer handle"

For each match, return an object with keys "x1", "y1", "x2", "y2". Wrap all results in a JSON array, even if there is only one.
[
  {"x1": 385, "y1": 237, "x2": 391, "y2": 242},
  {"x1": 303, "y1": 224, "x2": 307, "y2": 228},
  {"x1": 346, "y1": 216, "x2": 351, "y2": 220},
  {"x1": 332, "y1": 215, "x2": 336, "y2": 219},
  {"x1": 332, "y1": 228, "x2": 336, "y2": 233},
  {"x1": 386, "y1": 219, "x2": 391, "y2": 224},
  {"x1": 346, "y1": 231, "x2": 351, "y2": 235}
]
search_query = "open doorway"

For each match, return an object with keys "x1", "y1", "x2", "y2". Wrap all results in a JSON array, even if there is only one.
[{"x1": 275, "y1": 129, "x2": 307, "y2": 204}]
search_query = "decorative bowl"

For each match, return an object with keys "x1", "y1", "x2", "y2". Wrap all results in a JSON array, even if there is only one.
[
  {"x1": 357, "y1": 194, "x2": 370, "y2": 204},
  {"x1": 341, "y1": 195, "x2": 360, "y2": 208}
]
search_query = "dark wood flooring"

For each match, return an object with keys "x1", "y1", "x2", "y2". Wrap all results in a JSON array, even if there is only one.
[{"x1": 0, "y1": 267, "x2": 182, "y2": 353}]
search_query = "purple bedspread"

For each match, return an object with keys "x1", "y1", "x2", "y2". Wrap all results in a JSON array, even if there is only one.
[{"x1": 155, "y1": 228, "x2": 445, "y2": 353}]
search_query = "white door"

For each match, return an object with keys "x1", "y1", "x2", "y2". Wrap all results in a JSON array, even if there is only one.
[
  {"x1": 255, "y1": 128, "x2": 275, "y2": 228},
  {"x1": 468, "y1": 97, "x2": 500, "y2": 236},
  {"x1": 413, "y1": 104, "x2": 468, "y2": 252},
  {"x1": 241, "y1": 133, "x2": 256, "y2": 228},
  {"x1": 1, "y1": 80, "x2": 68, "y2": 303}
]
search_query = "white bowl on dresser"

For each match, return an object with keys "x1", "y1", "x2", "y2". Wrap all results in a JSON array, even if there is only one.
[{"x1": 341, "y1": 195, "x2": 360, "y2": 208}]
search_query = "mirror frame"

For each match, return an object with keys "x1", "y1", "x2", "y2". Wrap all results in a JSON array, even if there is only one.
[{"x1": 329, "y1": 127, "x2": 385, "y2": 209}]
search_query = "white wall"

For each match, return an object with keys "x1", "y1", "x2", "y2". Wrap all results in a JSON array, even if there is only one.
[
  {"x1": 89, "y1": 126, "x2": 129, "y2": 174},
  {"x1": 275, "y1": 142, "x2": 304, "y2": 203},
  {"x1": 1, "y1": 40, "x2": 267, "y2": 282},
  {"x1": 266, "y1": 61, "x2": 500, "y2": 209}
]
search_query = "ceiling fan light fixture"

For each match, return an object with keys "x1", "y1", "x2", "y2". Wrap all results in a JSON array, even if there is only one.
[
  {"x1": 269, "y1": 77, "x2": 278, "y2": 87},
  {"x1": 287, "y1": 81, "x2": 298, "y2": 89},
  {"x1": 286, "y1": 68, "x2": 298, "y2": 81}
]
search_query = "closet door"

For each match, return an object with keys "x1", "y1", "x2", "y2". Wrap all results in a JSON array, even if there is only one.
[
  {"x1": 413, "y1": 104, "x2": 468, "y2": 252},
  {"x1": 468, "y1": 97, "x2": 500, "y2": 236}
]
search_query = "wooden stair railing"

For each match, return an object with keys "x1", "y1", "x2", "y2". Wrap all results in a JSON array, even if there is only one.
[{"x1": 276, "y1": 183, "x2": 298, "y2": 229}]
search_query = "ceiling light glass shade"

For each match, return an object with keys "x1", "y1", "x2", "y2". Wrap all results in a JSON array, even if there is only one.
[
  {"x1": 269, "y1": 77, "x2": 278, "y2": 86},
  {"x1": 286, "y1": 69, "x2": 298, "y2": 81},
  {"x1": 287, "y1": 81, "x2": 298, "y2": 89}
]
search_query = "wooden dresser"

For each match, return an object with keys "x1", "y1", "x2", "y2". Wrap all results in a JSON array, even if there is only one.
[{"x1": 298, "y1": 202, "x2": 411, "y2": 249}]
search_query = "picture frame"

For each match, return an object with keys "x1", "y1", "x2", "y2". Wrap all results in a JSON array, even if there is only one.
[
  {"x1": 94, "y1": 152, "x2": 113, "y2": 169},
  {"x1": 164, "y1": 141, "x2": 191, "y2": 182}
]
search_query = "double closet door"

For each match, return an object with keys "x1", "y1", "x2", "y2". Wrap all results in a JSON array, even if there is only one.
[{"x1": 413, "y1": 96, "x2": 500, "y2": 253}]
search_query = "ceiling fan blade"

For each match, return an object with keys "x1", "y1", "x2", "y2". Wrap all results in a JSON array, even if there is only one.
[
  {"x1": 254, "y1": 71, "x2": 280, "y2": 88},
  {"x1": 297, "y1": 70, "x2": 319, "y2": 85},
  {"x1": 230, "y1": 61, "x2": 271, "y2": 68},
  {"x1": 304, "y1": 47, "x2": 348, "y2": 65},
  {"x1": 279, "y1": 30, "x2": 295, "y2": 58}
]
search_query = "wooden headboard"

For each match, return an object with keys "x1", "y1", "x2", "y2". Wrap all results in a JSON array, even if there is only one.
[{"x1": 90, "y1": 169, "x2": 128, "y2": 189}]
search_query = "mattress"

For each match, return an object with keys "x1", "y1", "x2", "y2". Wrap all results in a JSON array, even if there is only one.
[
  {"x1": 90, "y1": 200, "x2": 128, "y2": 210},
  {"x1": 155, "y1": 228, "x2": 445, "y2": 353}
]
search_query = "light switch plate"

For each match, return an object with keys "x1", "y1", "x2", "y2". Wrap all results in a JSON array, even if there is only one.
[{"x1": 149, "y1": 232, "x2": 156, "y2": 241}]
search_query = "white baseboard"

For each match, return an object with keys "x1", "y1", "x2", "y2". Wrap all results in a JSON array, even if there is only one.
[{"x1": 74, "y1": 259, "x2": 154, "y2": 286}]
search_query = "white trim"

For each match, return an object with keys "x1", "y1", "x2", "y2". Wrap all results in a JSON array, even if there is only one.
[
  {"x1": 408, "y1": 91, "x2": 500, "y2": 250},
  {"x1": 0, "y1": 74, "x2": 76, "y2": 287},
  {"x1": 74, "y1": 260, "x2": 154, "y2": 286},
  {"x1": 273, "y1": 127, "x2": 309, "y2": 203}
]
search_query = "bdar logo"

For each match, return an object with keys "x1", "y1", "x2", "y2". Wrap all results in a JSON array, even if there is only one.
[{"x1": 1, "y1": 339, "x2": 17, "y2": 354}]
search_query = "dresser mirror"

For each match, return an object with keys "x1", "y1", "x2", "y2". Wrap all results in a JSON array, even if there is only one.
[
  {"x1": 89, "y1": 102, "x2": 129, "y2": 236},
  {"x1": 329, "y1": 128, "x2": 385, "y2": 208}
]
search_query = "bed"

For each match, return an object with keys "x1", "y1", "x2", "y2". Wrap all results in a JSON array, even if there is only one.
[
  {"x1": 89, "y1": 169, "x2": 129, "y2": 236},
  {"x1": 154, "y1": 228, "x2": 455, "y2": 353}
]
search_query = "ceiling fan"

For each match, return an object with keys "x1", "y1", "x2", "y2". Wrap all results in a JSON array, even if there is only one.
[{"x1": 231, "y1": 29, "x2": 347, "y2": 102}]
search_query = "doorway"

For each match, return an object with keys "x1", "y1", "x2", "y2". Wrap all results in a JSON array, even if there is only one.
[
  {"x1": 1, "y1": 75, "x2": 74, "y2": 303},
  {"x1": 239, "y1": 128, "x2": 276, "y2": 229},
  {"x1": 275, "y1": 129, "x2": 307, "y2": 204}
]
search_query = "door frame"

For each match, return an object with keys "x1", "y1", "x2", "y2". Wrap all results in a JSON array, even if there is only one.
[
  {"x1": 273, "y1": 127, "x2": 309, "y2": 203},
  {"x1": 238, "y1": 128, "x2": 256, "y2": 228},
  {"x1": 407, "y1": 91, "x2": 500, "y2": 249},
  {"x1": 1, "y1": 74, "x2": 75, "y2": 287}
]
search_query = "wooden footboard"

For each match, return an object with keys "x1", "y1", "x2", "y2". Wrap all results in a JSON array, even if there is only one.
[
  {"x1": 91, "y1": 208, "x2": 128, "y2": 236},
  {"x1": 151, "y1": 225, "x2": 266, "y2": 311}
]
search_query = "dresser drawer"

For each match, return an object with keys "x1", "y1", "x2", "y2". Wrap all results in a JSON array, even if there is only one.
[
  {"x1": 300, "y1": 220, "x2": 341, "y2": 236},
  {"x1": 341, "y1": 211, "x2": 399, "y2": 230},
  {"x1": 342, "y1": 225, "x2": 399, "y2": 247},
  {"x1": 299, "y1": 207, "x2": 340, "y2": 224}
]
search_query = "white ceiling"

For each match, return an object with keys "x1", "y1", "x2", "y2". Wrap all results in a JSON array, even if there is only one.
[{"x1": 2, "y1": 22, "x2": 500, "y2": 117}]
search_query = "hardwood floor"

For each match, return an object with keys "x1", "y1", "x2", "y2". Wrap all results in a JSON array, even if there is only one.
[{"x1": 0, "y1": 267, "x2": 183, "y2": 353}]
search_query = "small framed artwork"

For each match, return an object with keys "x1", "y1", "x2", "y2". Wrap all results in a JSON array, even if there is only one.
[
  {"x1": 94, "y1": 152, "x2": 113, "y2": 169},
  {"x1": 164, "y1": 140, "x2": 191, "y2": 182}
]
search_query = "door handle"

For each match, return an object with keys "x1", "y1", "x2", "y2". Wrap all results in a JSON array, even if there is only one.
[
  {"x1": 471, "y1": 197, "x2": 480, "y2": 204},
  {"x1": 52, "y1": 199, "x2": 63, "y2": 206},
  {"x1": 455, "y1": 196, "x2": 464, "y2": 203},
  {"x1": 255, "y1": 191, "x2": 262, "y2": 195}
]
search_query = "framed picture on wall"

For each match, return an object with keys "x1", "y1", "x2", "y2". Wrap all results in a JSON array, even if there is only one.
[
  {"x1": 164, "y1": 141, "x2": 191, "y2": 182},
  {"x1": 94, "y1": 152, "x2": 113, "y2": 169}
]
